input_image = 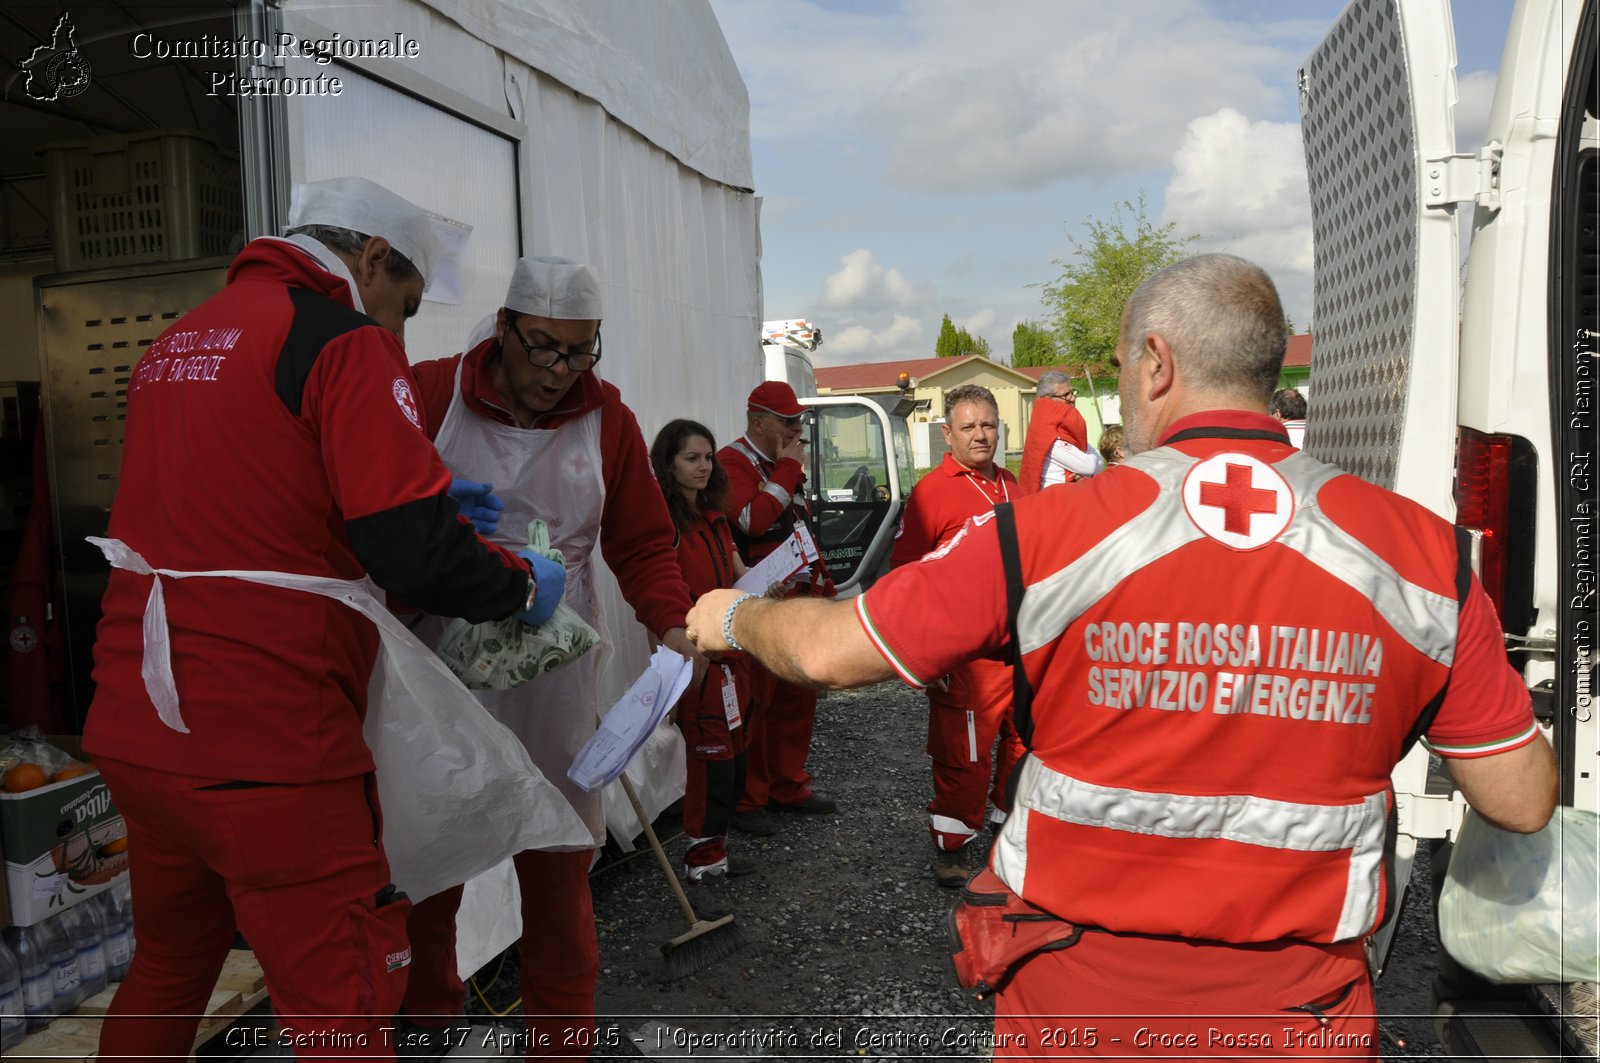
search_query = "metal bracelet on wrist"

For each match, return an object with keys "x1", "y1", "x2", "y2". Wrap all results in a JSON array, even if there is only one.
[{"x1": 722, "y1": 592, "x2": 758, "y2": 652}]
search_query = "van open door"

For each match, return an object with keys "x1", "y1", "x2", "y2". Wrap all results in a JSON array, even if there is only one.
[
  {"x1": 798, "y1": 396, "x2": 912, "y2": 596},
  {"x1": 1299, "y1": 0, "x2": 1473, "y2": 977}
]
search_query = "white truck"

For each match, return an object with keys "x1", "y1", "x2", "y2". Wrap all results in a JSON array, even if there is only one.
[
  {"x1": 760, "y1": 318, "x2": 914, "y2": 594},
  {"x1": 1299, "y1": 0, "x2": 1596, "y2": 1056}
]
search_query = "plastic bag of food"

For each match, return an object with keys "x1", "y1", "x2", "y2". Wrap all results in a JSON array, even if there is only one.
[
  {"x1": 1, "y1": 726, "x2": 94, "y2": 792},
  {"x1": 1438, "y1": 805, "x2": 1599, "y2": 984},
  {"x1": 434, "y1": 519, "x2": 600, "y2": 690}
]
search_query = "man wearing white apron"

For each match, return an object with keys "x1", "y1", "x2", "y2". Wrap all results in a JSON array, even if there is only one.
[
  {"x1": 82, "y1": 178, "x2": 560, "y2": 1060},
  {"x1": 402, "y1": 258, "x2": 699, "y2": 1053}
]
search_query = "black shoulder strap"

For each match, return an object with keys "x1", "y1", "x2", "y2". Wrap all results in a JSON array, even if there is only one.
[
  {"x1": 1398, "y1": 525, "x2": 1477, "y2": 757},
  {"x1": 993, "y1": 502, "x2": 1035, "y2": 749}
]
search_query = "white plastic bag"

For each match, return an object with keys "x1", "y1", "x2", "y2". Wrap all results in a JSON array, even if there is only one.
[
  {"x1": 363, "y1": 613, "x2": 592, "y2": 900},
  {"x1": 1438, "y1": 806, "x2": 1599, "y2": 984}
]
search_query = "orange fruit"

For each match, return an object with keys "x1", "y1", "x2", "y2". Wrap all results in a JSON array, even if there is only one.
[
  {"x1": 100, "y1": 837, "x2": 129, "y2": 856},
  {"x1": 3, "y1": 762, "x2": 48, "y2": 793},
  {"x1": 53, "y1": 764, "x2": 93, "y2": 782}
]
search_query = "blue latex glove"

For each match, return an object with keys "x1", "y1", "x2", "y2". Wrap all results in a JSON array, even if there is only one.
[
  {"x1": 447, "y1": 479, "x2": 505, "y2": 537},
  {"x1": 516, "y1": 550, "x2": 566, "y2": 626}
]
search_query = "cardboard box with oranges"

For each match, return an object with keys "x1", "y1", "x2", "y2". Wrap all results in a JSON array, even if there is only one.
[{"x1": 0, "y1": 736, "x2": 128, "y2": 928}]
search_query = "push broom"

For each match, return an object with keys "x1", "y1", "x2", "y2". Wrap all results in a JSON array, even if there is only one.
[{"x1": 616, "y1": 772, "x2": 748, "y2": 977}]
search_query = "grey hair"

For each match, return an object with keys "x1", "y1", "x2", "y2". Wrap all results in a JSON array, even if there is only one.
[
  {"x1": 285, "y1": 224, "x2": 422, "y2": 284},
  {"x1": 1036, "y1": 370, "x2": 1072, "y2": 395},
  {"x1": 1122, "y1": 253, "x2": 1287, "y2": 402},
  {"x1": 944, "y1": 383, "x2": 998, "y2": 415}
]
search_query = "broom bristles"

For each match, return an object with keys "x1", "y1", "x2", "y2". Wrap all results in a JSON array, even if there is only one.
[{"x1": 661, "y1": 915, "x2": 749, "y2": 978}]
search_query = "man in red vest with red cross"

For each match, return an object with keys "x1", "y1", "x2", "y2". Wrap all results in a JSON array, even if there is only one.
[{"x1": 685, "y1": 254, "x2": 1557, "y2": 1056}]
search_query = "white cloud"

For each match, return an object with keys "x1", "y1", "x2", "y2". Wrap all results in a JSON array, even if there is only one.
[
  {"x1": 1455, "y1": 69, "x2": 1497, "y2": 152},
  {"x1": 1161, "y1": 107, "x2": 1313, "y2": 322},
  {"x1": 714, "y1": 0, "x2": 1308, "y2": 195},
  {"x1": 825, "y1": 314, "x2": 925, "y2": 361},
  {"x1": 817, "y1": 248, "x2": 933, "y2": 311},
  {"x1": 959, "y1": 308, "x2": 997, "y2": 335}
]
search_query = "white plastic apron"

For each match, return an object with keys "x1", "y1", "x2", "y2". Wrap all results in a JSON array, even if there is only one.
[
  {"x1": 85, "y1": 536, "x2": 589, "y2": 901},
  {"x1": 430, "y1": 358, "x2": 610, "y2": 847}
]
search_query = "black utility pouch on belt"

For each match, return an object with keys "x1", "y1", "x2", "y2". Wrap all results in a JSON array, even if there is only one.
[{"x1": 948, "y1": 867, "x2": 1081, "y2": 1000}]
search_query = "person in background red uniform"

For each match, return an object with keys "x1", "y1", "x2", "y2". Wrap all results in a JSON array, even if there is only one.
[
  {"x1": 83, "y1": 177, "x2": 553, "y2": 1060},
  {"x1": 684, "y1": 254, "x2": 1557, "y2": 1059},
  {"x1": 718, "y1": 382, "x2": 837, "y2": 838},
  {"x1": 888, "y1": 384, "x2": 1023, "y2": 887},
  {"x1": 401, "y1": 257, "x2": 698, "y2": 1054},
  {"x1": 1018, "y1": 370, "x2": 1103, "y2": 495},
  {"x1": 651, "y1": 419, "x2": 755, "y2": 895}
]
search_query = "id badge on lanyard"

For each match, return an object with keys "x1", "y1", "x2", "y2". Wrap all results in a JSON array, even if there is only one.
[{"x1": 720, "y1": 665, "x2": 742, "y2": 729}]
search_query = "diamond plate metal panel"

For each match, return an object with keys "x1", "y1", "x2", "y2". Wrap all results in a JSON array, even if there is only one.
[{"x1": 1299, "y1": 0, "x2": 1420, "y2": 488}]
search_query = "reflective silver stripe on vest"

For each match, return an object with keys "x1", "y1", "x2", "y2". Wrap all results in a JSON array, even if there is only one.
[
  {"x1": 1004, "y1": 755, "x2": 1388, "y2": 939},
  {"x1": 1274, "y1": 452, "x2": 1458, "y2": 665},
  {"x1": 1016, "y1": 449, "x2": 1202, "y2": 655},
  {"x1": 1016, "y1": 447, "x2": 1458, "y2": 665}
]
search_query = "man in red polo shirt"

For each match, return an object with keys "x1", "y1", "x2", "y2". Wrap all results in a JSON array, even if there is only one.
[
  {"x1": 720, "y1": 382, "x2": 837, "y2": 836},
  {"x1": 684, "y1": 254, "x2": 1557, "y2": 1057},
  {"x1": 890, "y1": 384, "x2": 1022, "y2": 886}
]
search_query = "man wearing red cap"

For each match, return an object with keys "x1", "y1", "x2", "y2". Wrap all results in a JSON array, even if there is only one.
[{"x1": 719, "y1": 382, "x2": 836, "y2": 835}]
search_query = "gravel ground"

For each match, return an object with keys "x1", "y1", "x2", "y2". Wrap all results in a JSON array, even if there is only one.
[{"x1": 464, "y1": 680, "x2": 1449, "y2": 1060}]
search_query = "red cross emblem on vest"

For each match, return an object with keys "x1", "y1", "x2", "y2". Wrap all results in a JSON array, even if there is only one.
[{"x1": 1181, "y1": 453, "x2": 1294, "y2": 550}]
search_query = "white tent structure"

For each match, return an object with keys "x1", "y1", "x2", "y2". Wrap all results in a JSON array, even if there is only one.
[{"x1": 262, "y1": 0, "x2": 763, "y2": 973}]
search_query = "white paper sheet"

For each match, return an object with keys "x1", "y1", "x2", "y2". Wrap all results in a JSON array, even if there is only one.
[
  {"x1": 567, "y1": 647, "x2": 694, "y2": 792},
  {"x1": 732, "y1": 528, "x2": 810, "y2": 595}
]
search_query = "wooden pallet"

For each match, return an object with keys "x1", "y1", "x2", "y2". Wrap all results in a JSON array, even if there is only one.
[{"x1": 8, "y1": 950, "x2": 268, "y2": 1062}]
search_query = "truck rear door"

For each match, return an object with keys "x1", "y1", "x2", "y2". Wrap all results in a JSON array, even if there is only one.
[{"x1": 1299, "y1": 0, "x2": 1474, "y2": 974}]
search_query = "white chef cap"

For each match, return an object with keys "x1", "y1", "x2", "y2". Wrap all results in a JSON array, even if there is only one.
[
  {"x1": 287, "y1": 177, "x2": 440, "y2": 287},
  {"x1": 504, "y1": 256, "x2": 604, "y2": 320}
]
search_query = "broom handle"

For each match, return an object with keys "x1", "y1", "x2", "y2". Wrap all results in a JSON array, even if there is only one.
[{"x1": 617, "y1": 772, "x2": 701, "y2": 925}]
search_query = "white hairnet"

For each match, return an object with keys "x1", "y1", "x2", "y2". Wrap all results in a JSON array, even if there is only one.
[
  {"x1": 504, "y1": 256, "x2": 604, "y2": 320},
  {"x1": 287, "y1": 177, "x2": 440, "y2": 287}
]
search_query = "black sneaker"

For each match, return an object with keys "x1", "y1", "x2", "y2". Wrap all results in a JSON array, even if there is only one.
[
  {"x1": 726, "y1": 852, "x2": 758, "y2": 877},
  {"x1": 684, "y1": 880, "x2": 732, "y2": 921}
]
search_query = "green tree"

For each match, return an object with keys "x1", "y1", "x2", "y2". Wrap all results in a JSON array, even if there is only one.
[
  {"x1": 1010, "y1": 320, "x2": 1058, "y2": 367},
  {"x1": 936, "y1": 314, "x2": 991, "y2": 359},
  {"x1": 935, "y1": 314, "x2": 962, "y2": 358},
  {"x1": 1036, "y1": 192, "x2": 1197, "y2": 368}
]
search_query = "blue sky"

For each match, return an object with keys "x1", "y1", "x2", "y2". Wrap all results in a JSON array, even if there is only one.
[{"x1": 707, "y1": 0, "x2": 1514, "y2": 366}]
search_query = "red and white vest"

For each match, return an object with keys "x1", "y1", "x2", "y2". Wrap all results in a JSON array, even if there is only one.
[{"x1": 992, "y1": 434, "x2": 1466, "y2": 944}]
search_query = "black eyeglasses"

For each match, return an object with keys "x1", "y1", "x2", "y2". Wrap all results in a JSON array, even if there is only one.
[{"x1": 506, "y1": 317, "x2": 602, "y2": 372}]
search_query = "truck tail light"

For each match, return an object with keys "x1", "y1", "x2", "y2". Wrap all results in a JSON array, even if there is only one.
[
  {"x1": 1454, "y1": 427, "x2": 1511, "y2": 610},
  {"x1": 1453, "y1": 425, "x2": 1542, "y2": 632}
]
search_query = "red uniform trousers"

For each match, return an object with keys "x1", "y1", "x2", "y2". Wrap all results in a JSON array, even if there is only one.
[
  {"x1": 95, "y1": 758, "x2": 411, "y2": 1060},
  {"x1": 992, "y1": 931, "x2": 1377, "y2": 1060},
  {"x1": 678, "y1": 664, "x2": 750, "y2": 875},
  {"x1": 927, "y1": 657, "x2": 1023, "y2": 850},
  {"x1": 404, "y1": 849, "x2": 598, "y2": 1056},
  {"x1": 736, "y1": 666, "x2": 818, "y2": 811}
]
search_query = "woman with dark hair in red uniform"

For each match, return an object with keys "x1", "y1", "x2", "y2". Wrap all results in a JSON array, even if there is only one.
[{"x1": 651, "y1": 419, "x2": 756, "y2": 887}]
